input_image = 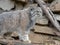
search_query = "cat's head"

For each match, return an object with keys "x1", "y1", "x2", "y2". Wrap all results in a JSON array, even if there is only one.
[{"x1": 29, "y1": 7, "x2": 42, "y2": 20}]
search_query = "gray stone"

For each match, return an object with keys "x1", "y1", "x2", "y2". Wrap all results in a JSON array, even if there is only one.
[
  {"x1": 54, "y1": 14, "x2": 60, "y2": 21},
  {"x1": 14, "y1": 0, "x2": 27, "y2": 2},
  {"x1": 13, "y1": 0, "x2": 33, "y2": 3},
  {"x1": 14, "y1": 42, "x2": 32, "y2": 45},
  {"x1": 36, "y1": 15, "x2": 48, "y2": 25},
  {"x1": 0, "y1": 0, "x2": 14, "y2": 11},
  {"x1": 34, "y1": 25, "x2": 55, "y2": 35},
  {"x1": 24, "y1": 4, "x2": 37, "y2": 9},
  {"x1": 15, "y1": 3, "x2": 23, "y2": 10},
  {"x1": 50, "y1": 0, "x2": 60, "y2": 11},
  {"x1": 0, "y1": 8, "x2": 4, "y2": 14}
]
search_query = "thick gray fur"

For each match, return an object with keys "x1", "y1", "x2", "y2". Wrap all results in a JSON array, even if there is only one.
[{"x1": 0, "y1": 7, "x2": 42, "y2": 43}]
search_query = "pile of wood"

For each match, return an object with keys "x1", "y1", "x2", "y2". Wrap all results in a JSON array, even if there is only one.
[{"x1": 0, "y1": 0, "x2": 60, "y2": 45}]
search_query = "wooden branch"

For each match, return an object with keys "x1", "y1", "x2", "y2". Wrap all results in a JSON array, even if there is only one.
[{"x1": 35, "y1": 0, "x2": 60, "y2": 32}]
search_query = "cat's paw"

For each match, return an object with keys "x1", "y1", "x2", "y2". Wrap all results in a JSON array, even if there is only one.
[{"x1": 20, "y1": 34, "x2": 31, "y2": 43}]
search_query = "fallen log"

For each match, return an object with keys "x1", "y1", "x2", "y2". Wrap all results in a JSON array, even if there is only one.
[{"x1": 35, "y1": 0, "x2": 60, "y2": 32}]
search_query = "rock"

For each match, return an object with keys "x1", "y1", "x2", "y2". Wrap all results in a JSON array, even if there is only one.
[
  {"x1": 34, "y1": 25, "x2": 60, "y2": 36},
  {"x1": 44, "y1": 40, "x2": 60, "y2": 45},
  {"x1": 0, "y1": 8, "x2": 4, "y2": 14},
  {"x1": 14, "y1": 42, "x2": 32, "y2": 45},
  {"x1": 0, "y1": 0, "x2": 14, "y2": 11},
  {"x1": 36, "y1": 16, "x2": 48, "y2": 25},
  {"x1": 44, "y1": 40, "x2": 55, "y2": 45},
  {"x1": 11, "y1": 32, "x2": 18, "y2": 37},
  {"x1": 24, "y1": 4, "x2": 37, "y2": 8},
  {"x1": 14, "y1": 0, "x2": 28, "y2": 3},
  {"x1": 54, "y1": 14, "x2": 60, "y2": 21},
  {"x1": 44, "y1": 0, "x2": 54, "y2": 3},
  {"x1": 30, "y1": 32, "x2": 53, "y2": 43},
  {"x1": 0, "y1": 39, "x2": 32, "y2": 45},
  {"x1": 13, "y1": 0, "x2": 33, "y2": 3},
  {"x1": 50, "y1": 0, "x2": 60, "y2": 11},
  {"x1": 34, "y1": 25, "x2": 56, "y2": 35},
  {"x1": 54, "y1": 40, "x2": 60, "y2": 45},
  {"x1": 15, "y1": 2, "x2": 23, "y2": 10}
]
